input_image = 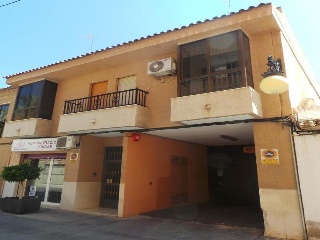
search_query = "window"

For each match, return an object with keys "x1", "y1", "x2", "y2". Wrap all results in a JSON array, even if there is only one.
[
  {"x1": 26, "y1": 158, "x2": 66, "y2": 204},
  {"x1": 0, "y1": 104, "x2": 9, "y2": 122},
  {"x1": 12, "y1": 80, "x2": 58, "y2": 121},
  {"x1": 0, "y1": 104, "x2": 9, "y2": 136},
  {"x1": 179, "y1": 30, "x2": 253, "y2": 96},
  {"x1": 117, "y1": 75, "x2": 137, "y2": 105},
  {"x1": 117, "y1": 75, "x2": 136, "y2": 91}
]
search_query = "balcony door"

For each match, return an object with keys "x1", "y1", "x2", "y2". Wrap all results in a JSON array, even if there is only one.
[
  {"x1": 91, "y1": 81, "x2": 108, "y2": 109},
  {"x1": 117, "y1": 75, "x2": 136, "y2": 106}
]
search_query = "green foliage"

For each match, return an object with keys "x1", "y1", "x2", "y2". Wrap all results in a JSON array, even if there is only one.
[{"x1": 0, "y1": 163, "x2": 41, "y2": 183}]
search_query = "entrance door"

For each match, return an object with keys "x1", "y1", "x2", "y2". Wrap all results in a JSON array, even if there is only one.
[
  {"x1": 91, "y1": 81, "x2": 108, "y2": 109},
  {"x1": 27, "y1": 158, "x2": 66, "y2": 204},
  {"x1": 100, "y1": 146, "x2": 123, "y2": 208},
  {"x1": 170, "y1": 156, "x2": 188, "y2": 205}
]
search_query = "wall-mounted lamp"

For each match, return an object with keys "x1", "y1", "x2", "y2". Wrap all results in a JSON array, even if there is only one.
[{"x1": 260, "y1": 56, "x2": 289, "y2": 94}]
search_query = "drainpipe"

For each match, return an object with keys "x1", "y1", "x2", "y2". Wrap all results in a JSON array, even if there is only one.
[{"x1": 289, "y1": 124, "x2": 308, "y2": 239}]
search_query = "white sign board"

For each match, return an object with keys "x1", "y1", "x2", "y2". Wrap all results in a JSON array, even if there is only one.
[
  {"x1": 29, "y1": 186, "x2": 36, "y2": 197},
  {"x1": 11, "y1": 138, "x2": 57, "y2": 152}
]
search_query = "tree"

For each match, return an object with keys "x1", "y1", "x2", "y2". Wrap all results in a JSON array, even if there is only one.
[{"x1": 0, "y1": 163, "x2": 41, "y2": 198}]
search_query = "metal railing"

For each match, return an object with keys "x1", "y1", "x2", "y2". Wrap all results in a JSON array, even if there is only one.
[
  {"x1": 63, "y1": 88, "x2": 148, "y2": 114},
  {"x1": 211, "y1": 71, "x2": 242, "y2": 92},
  {"x1": 180, "y1": 70, "x2": 243, "y2": 96}
]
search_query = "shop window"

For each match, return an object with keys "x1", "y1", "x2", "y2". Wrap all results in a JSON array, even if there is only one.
[
  {"x1": 26, "y1": 158, "x2": 66, "y2": 204},
  {"x1": 12, "y1": 80, "x2": 57, "y2": 121},
  {"x1": 179, "y1": 30, "x2": 253, "y2": 96}
]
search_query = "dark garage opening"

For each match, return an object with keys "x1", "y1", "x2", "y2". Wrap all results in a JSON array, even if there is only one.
[
  {"x1": 144, "y1": 145, "x2": 264, "y2": 230},
  {"x1": 207, "y1": 145, "x2": 260, "y2": 207},
  {"x1": 205, "y1": 145, "x2": 264, "y2": 229}
]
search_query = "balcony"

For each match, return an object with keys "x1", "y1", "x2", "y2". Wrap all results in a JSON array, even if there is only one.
[
  {"x1": 2, "y1": 118, "x2": 52, "y2": 138},
  {"x1": 171, "y1": 87, "x2": 263, "y2": 124},
  {"x1": 58, "y1": 88, "x2": 148, "y2": 134}
]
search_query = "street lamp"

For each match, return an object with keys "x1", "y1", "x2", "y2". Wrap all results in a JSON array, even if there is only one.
[{"x1": 260, "y1": 56, "x2": 289, "y2": 94}]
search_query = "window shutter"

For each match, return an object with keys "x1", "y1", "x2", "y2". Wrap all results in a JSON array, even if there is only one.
[{"x1": 118, "y1": 75, "x2": 136, "y2": 91}]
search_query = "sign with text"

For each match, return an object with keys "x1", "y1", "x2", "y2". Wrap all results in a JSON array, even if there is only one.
[
  {"x1": 260, "y1": 149, "x2": 280, "y2": 165},
  {"x1": 12, "y1": 138, "x2": 57, "y2": 152}
]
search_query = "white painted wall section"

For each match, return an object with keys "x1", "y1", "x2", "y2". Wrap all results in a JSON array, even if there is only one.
[{"x1": 294, "y1": 134, "x2": 320, "y2": 239}]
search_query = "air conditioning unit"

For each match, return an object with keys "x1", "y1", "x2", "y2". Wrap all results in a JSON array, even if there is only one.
[
  {"x1": 56, "y1": 136, "x2": 80, "y2": 149},
  {"x1": 147, "y1": 57, "x2": 176, "y2": 78}
]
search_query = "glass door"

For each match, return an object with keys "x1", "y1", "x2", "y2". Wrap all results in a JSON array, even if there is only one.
[
  {"x1": 33, "y1": 159, "x2": 51, "y2": 202},
  {"x1": 47, "y1": 159, "x2": 65, "y2": 203},
  {"x1": 27, "y1": 158, "x2": 66, "y2": 204}
]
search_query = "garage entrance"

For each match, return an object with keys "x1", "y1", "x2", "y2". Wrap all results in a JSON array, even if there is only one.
[
  {"x1": 143, "y1": 144, "x2": 263, "y2": 229},
  {"x1": 207, "y1": 145, "x2": 260, "y2": 207}
]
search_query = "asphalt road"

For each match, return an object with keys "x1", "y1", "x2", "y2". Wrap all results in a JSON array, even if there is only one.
[{"x1": 0, "y1": 208, "x2": 277, "y2": 240}]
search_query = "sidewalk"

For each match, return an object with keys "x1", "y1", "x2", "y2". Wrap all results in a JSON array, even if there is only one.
[{"x1": 0, "y1": 207, "x2": 278, "y2": 240}]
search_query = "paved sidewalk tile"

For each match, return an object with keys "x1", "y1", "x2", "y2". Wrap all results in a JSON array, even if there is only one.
[{"x1": 0, "y1": 208, "x2": 278, "y2": 240}]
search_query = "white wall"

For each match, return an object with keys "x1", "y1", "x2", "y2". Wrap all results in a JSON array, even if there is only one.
[
  {"x1": 1, "y1": 181, "x2": 18, "y2": 198},
  {"x1": 294, "y1": 134, "x2": 320, "y2": 239}
]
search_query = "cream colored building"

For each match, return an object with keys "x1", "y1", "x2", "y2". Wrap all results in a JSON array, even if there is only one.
[
  {"x1": 1, "y1": 3, "x2": 319, "y2": 239},
  {"x1": 0, "y1": 87, "x2": 17, "y2": 192}
]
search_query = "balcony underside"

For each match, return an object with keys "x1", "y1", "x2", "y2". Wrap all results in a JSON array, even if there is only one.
[
  {"x1": 2, "y1": 118, "x2": 52, "y2": 138},
  {"x1": 58, "y1": 105, "x2": 148, "y2": 135},
  {"x1": 171, "y1": 87, "x2": 263, "y2": 124}
]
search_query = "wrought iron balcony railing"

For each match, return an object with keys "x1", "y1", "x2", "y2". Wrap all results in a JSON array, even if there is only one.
[
  {"x1": 63, "y1": 88, "x2": 148, "y2": 114},
  {"x1": 180, "y1": 70, "x2": 243, "y2": 96}
]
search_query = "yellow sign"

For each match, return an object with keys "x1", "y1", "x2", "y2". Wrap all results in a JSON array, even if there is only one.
[
  {"x1": 260, "y1": 149, "x2": 280, "y2": 165},
  {"x1": 69, "y1": 152, "x2": 79, "y2": 164}
]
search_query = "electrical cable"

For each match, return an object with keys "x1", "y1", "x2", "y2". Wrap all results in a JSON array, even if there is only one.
[
  {"x1": 0, "y1": 0, "x2": 21, "y2": 8},
  {"x1": 147, "y1": 75, "x2": 175, "y2": 91}
]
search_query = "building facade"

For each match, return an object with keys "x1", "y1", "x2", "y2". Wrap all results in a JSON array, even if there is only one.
[
  {"x1": 0, "y1": 87, "x2": 17, "y2": 192},
  {"x1": 1, "y1": 3, "x2": 319, "y2": 239}
]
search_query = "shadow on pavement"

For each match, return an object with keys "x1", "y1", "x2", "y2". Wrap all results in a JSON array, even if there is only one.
[{"x1": 142, "y1": 204, "x2": 264, "y2": 230}]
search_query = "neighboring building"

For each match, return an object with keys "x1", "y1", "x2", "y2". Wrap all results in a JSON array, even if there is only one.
[
  {"x1": 1, "y1": 3, "x2": 319, "y2": 239},
  {"x1": 291, "y1": 100, "x2": 320, "y2": 240},
  {"x1": 0, "y1": 86, "x2": 17, "y2": 192}
]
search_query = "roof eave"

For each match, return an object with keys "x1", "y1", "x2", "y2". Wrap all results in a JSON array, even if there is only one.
[{"x1": 7, "y1": 3, "x2": 281, "y2": 86}]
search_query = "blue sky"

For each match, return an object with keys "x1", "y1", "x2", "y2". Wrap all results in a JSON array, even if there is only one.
[{"x1": 0, "y1": 0, "x2": 319, "y2": 88}]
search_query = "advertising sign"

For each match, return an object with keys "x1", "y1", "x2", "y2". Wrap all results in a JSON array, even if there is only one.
[
  {"x1": 11, "y1": 138, "x2": 57, "y2": 152},
  {"x1": 69, "y1": 152, "x2": 79, "y2": 164},
  {"x1": 260, "y1": 149, "x2": 280, "y2": 165},
  {"x1": 29, "y1": 186, "x2": 36, "y2": 197}
]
